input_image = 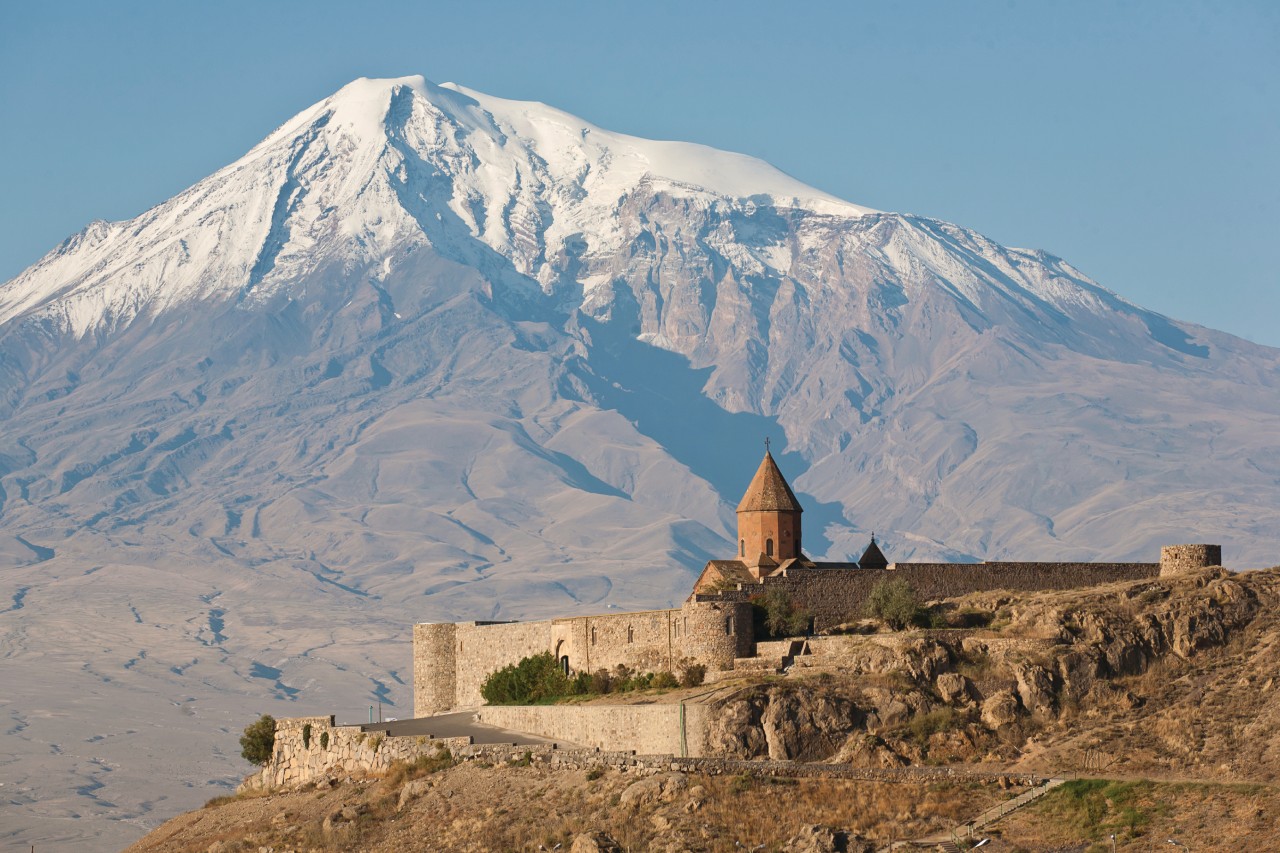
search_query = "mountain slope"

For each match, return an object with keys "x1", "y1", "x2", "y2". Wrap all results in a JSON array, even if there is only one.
[{"x1": 1, "y1": 75, "x2": 1279, "y2": 851}]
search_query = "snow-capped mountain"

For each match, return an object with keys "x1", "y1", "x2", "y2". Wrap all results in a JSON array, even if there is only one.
[{"x1": 2, "y1": 75, "x2": 1278, "y2": 850}]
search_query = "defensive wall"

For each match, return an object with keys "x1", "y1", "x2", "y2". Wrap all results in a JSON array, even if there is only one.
[
  {"x1": 242, "y1": 714, "x2": 1054, "y2": 793},
  {"x1": 1160, "y1": 544, "x2": 1222, "y2": 577},
  {"x1": 242, "y1": 715, "x2": 474, "y2": 791},
  {"x1": 414, "y1": 544, "x2": 1219, "y2": 716},
  {"x1": 700, "y1": 561, "x2": 1161, "y2": 632},
  {"x1": 414, "y1": 598, "x2": 752, "y2": 717}
]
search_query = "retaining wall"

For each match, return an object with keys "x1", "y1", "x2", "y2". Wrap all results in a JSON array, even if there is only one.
[
  {"x1": 240, "y1": 715, "x2": 1052, "y2": 794},
  {"x1": 475, "y1": 703, "x2": 709, "y2": 757}
]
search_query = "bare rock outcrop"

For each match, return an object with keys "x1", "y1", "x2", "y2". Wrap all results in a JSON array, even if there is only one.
[
  {"x1": 618, "y1": 772, "x2": 688, "y2": 807},
  {"x1": 571, "y1": 832, "x2": 623, "y2": 852},
  {"x1": 780, "y1": 824, "x2": 873, "y2": 853},
  {"x1": 980, "y1": 690, "x2": 1021, "y2": 730},
  {"x1": 706, "y1": 687, "x2": 859, "y2": 760}
]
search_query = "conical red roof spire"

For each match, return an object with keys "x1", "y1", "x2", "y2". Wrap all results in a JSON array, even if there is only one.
[{"x1": 736, "y1": 450, "x2": 803, "y2": 513}]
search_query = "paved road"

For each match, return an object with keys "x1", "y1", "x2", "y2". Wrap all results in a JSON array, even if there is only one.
[{"x1": 349, "y1": 711, "x2": 579, "y2": 747}]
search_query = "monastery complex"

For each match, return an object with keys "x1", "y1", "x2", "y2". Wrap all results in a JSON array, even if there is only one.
[{"x1": 413, "y1": 451, "x2": 1221, "y2": 716}]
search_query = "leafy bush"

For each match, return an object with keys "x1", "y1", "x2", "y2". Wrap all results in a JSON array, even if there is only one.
[
  {"x1": 652, "y1": 671, "x2": 679, "y2": 689},
  {"x1": 480, "y1": 653, "x2": 688, "y2": 704},
  {"x1": 301, "y1": 722, "x2": 312, "y2": 749},
  {"x1": 751, "y1": 589, "x2": 813, "y2": 638},
  {"x1": 481, "y1": 652, "x2": 580, "y2": 705},
  {"x1": 319, "y1": 731, "x2": 329, "y2": 750},
  {"x1": 590, "y1": 668, "x2": 614, "y2": 694},
  {"x1": 863, "y1": 578, "x2": 922, "y2": 630},
  {"x1": 239, "y1": 714, "x2": 276, "y2": 765},
  {"x1": 907, "y1": 707, "x2": 957, "y2": 744},
  {"x1": 680, "y1": 662, "x2": 706, "y2": 687}
]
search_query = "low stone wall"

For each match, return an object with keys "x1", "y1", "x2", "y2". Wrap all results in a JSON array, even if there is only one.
[
  {"x1": 240, "y1": 715, "x2": 1052, "y2": 793},
  {"x1": 239, "y1": 716, "x2": 471, "y2": 792},
  {"x1": 475, "y1": 703, "x2": 709, "y2": 757}
]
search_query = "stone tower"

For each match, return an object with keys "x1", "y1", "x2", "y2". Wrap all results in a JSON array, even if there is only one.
[{"x1": 736, "y1": 449, "x2": 803, "y2": 576}]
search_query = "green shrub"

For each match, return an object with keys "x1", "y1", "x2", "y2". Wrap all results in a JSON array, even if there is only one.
[
  {"x1": 680, "y1": 662, "x2": 707, "y2": 687},
  {"x1": 480, "y1": 652, "x2": 579, "y2": 705},
  {"x1": 907, "y1": 707, "x2": 957, "y2": 744},
  {"x1": 586, "y1": 766, "x2": 605, "y2": 781},
  {"x1": 590, "y1": 668, "x2": 614, "y2": 694},
  {"x1": 751, "y1": 589, "x2": 813, "y2": 638},
  {"x1": 301, "y1": 722, "x2": 312, "y2": 749},
  {"x1": 864, "y1": 578, "x2": 922, "y2": 630},
  {"x1": 239, "y1": 714, "x2": 276, "y2": 765},
  {"x1": 480, "y1": 653, "x2": 681, "y2": 704},
  {"x1": 652, "y1": 671, "x2": 679, "y2": 689},
  {"x1": 319, "y1": 731, "x2": 329, "y2": 750}
]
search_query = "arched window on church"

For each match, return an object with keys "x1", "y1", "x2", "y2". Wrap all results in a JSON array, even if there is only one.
[
  {"x1": 740, "y1": 539, "x2": 744, "y2": 557},
  {"x1": 766, "y1": 538, "x2": 774, "y2": 557},
  {"x1": 627, "y1": 625, "x2": 634, "y2": 644},
  {"x1": 590, "y1": 626, "x2": 597, "y2": 645}
]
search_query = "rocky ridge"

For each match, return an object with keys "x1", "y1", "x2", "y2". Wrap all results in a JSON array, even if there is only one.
[
  {"x1": 127, "y1": 565, "x2": 1280, "y2": 852},
  {"x1": 703, "y1": 566, "x2": 1280, "y2": 783}
]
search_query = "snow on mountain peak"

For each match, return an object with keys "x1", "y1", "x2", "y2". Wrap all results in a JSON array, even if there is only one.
[{"x1": 0, "y1": 74, "x2": 877, "y2": 336}]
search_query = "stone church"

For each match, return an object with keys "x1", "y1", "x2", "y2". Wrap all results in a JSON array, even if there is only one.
[{"x1": 413, "y1": 449, "x2": 1220, "y2": 716}]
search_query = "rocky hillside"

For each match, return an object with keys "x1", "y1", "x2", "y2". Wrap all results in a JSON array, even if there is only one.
[
  {"x1": 124, "y1": 758, "x2": 1280, "y2": 852},
  {"x1": 127, "y1": 565, "x2": 1280, "y2": 852},
  {"x1": 704, "y1": 566, "x2": 1280, "y2": 784}
]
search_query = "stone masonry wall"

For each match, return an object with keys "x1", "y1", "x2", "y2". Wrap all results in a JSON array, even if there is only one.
[
  {"x1": 680, "y1": 599, "x2": 753, "y2": 668},
  {"x1": 708, "y1": 562, "x2": 1160, "y2": 631},
  {"x1": 1160, "y1": 544, "x2": 1222, "y2": 577},
  {"x1": 452, "y1": 620, "x2": 554, "y2": 709},
  {"x1": 241, "y1": 715, "x2": 1053, "y2": 794},
  {"x1": 242, "y1": 716, "x2": 472, "y2": 791},
  {"x1": 551, "y1": 608, "x2": 682, "y2": 677},
  {"x1": 412, "y1": 623, "x2": 456, "y2": 717},
  {"x1": 475, "y1": 703, "x2": 710, "y2": 758}
]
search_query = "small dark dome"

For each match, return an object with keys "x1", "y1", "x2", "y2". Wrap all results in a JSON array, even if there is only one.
[{"x1": 859, "y1": 536, "x2": 887, "y2": 569}]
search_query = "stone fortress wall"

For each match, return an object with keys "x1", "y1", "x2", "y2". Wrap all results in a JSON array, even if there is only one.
[
  {"x1": 1160, "y1": 544, "x2": 1222, "y2": 578},
  {"x1": 414, "y1": 545, "x2": 1218, "y2": 716},
  {"x1": 708, "y1": 561, "x2": 1163, "y2": 632},
  {"x1": 414, "y1": 598, "x2": 753, "y2": 716}
]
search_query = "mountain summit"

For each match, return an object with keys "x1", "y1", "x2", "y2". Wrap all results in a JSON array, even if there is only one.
[
  {"x1": 0, "y1": 75, "x2": 869, "y2": 337},
  {"x1": 2, "y1": 75, "x2": 1280, "y2": 851}
]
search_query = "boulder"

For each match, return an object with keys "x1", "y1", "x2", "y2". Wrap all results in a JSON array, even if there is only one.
[
  {"x1": 397, "y1": 777, "x2": 434, "y2": 810},
  {"x1": 936, "y1": 672, "x2": 972, "y2": 704},
  {"x1": 1012, "y1": 663, "x2": 1057, "y2": 716},
  {"x1": 981, "y1": 690, "x2": 1021, "y2": 729},
  {"x1": 780, "y1": 824, "x2": 872, "y2": 853},
  {"x1": 571, "y1": 831, "x2": 623, "y2": 852},
  {"x1": 618, "y1": 772, "x2": 687, "y2": 807}
]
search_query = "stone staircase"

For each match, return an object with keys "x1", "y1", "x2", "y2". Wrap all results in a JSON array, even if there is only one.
[
  {"x1": 732, "y1": 638, "x2": 810, "y2": 674},
  {"x1": 879, "y1": 776, "x2": 1068, "y2": 851}
]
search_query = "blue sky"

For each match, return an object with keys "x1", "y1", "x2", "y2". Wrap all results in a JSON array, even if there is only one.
[{"x1": 2, "y1": 0, "x2": 1277, "y2": 344}]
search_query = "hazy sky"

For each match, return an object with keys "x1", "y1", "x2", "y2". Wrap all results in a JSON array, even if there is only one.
[{"x1": 3, "y1": 1, "x2": 1277, "y2": 344}]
